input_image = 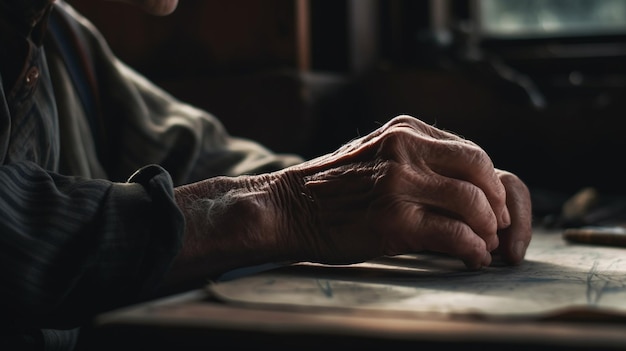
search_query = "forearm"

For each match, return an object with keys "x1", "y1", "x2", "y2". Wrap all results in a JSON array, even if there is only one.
[{"x1": 166, "y1": 173, "x2": 294, "y2": 288}]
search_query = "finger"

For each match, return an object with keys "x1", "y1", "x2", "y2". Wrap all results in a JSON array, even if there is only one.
[
  {"x1": 419, "y1": 139, "x2": 510, "y2": 229},
  {"x1": 401, "y1": 170, "x2": 500, "y2": 252},
  {"x1": 303, "y1": 157, "x2": 501, "y2": 252},
  {"x1": 370, "y1": 125, "x2": 510, "y2": 232},
  {"x1": 304, "y1": 164, "x2": 499, "y2": 252},
  {"x1": 493, "y1": 170, "x2": 533, "y2": 265},
  {"x1": 357, "y1": 126, "x2": 506, "y2": 245},
  {"x1": 388, "y1": 209, "x2": 492, "y2": 270},
  {"x1": 365, "y1": 117, "x2": 510, "y2": 229}
]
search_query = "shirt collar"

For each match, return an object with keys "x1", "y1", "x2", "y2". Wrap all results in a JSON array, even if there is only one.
[{"x1": 0, "y1": 0, "x2": 56, "y2": 38}]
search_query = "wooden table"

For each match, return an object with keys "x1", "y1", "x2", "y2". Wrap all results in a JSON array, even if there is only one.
[{"x1": 91, "y1": 228, "x2": 626, "y2": 350}]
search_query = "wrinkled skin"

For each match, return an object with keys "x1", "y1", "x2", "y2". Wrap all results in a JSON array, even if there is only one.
[{"x1": 169, "y1": 116, "x2": 532, "y2": 288}]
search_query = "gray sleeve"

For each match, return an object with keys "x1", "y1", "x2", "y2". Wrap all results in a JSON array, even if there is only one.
[{"x1": 0, "y1": 162, "x2": 184, "y2": 329}]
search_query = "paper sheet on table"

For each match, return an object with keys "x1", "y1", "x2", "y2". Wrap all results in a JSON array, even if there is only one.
[{"x1": 207, "y1": 230, "x2": 626, "y2": 321}]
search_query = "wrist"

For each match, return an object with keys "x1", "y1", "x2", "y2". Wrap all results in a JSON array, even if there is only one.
[{"x1": 171, "y1": 175, "x2": 285, "y2": 277}]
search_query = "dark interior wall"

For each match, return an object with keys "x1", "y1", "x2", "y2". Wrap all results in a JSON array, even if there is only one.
[
  {"x1": 66, "y1": 0, "x2": 298, "y2": 76},
  {"x1": 65, "y1": 0, "x2": 317, "y2": 156}
]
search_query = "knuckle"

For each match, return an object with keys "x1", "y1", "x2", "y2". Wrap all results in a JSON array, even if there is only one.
[
  {"x1": 462, "y1": 142, "x2": 491, "y2": 166},
  {"x1": 377, "y1": 128, "x2": 414, "y2": 155},
  {"x1": 385, "y1": 115, "x2": 433, "y2": 135},
  {"x1": 387, "y1": 115, "x2": 416, "y2": 127}
]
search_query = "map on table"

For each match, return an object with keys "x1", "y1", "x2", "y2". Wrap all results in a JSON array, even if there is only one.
[{"x1": 208, "y1": 230, "x2": 626, "y2": 321}]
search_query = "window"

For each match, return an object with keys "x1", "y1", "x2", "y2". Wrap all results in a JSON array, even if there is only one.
[{"x1": 477, "y1": 0, "x2": 626, "y2": 39}]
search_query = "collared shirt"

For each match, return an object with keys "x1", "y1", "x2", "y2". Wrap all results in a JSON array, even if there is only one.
[{"x1": 0, "y1": 1, "x2": 303, "y2": 349}]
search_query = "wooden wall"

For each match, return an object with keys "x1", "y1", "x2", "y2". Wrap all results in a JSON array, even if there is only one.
[
  {"x1": 66, "y1": 0, "x2": 299, "y2": 76},
  {"x1": 64, "y1": 0, "x2": 324, "y2": 156}
]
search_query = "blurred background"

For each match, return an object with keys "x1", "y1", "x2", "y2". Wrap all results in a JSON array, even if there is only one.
[{"x1": 66, "y1": 0, "x2": 626, "y2": 225}]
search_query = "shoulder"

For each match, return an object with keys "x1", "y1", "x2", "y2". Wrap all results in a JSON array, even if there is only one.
[{"x1": 50, "y1": 0, "x2": 108, "y2": 45}]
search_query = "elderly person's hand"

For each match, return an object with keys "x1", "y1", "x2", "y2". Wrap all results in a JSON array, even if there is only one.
[{"x1": 171, "y1": 115, "x2": 532, "y2": 286}]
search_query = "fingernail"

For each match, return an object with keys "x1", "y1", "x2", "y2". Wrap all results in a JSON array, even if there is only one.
[{"x1": 500, "y1": 208, "x2": 511, "y2": 228}]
